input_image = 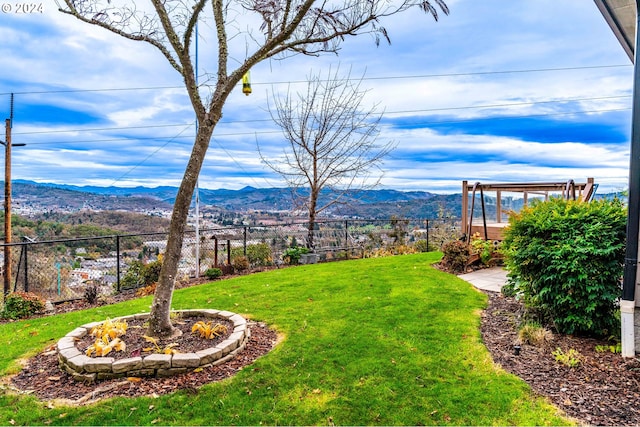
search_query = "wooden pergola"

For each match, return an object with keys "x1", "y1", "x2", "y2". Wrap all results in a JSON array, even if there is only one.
[{"x1": 461, "y1": 178, "x2": 596, "y2": 242}]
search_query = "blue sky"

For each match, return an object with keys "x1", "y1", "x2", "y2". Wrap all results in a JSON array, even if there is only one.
[{"x1": 0, "y1": 0, "x2": 634, "y2": 194}]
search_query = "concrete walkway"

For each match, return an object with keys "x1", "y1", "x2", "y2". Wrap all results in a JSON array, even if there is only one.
[{"x1": 458, "y1": 267, "x2": 508, "y2": 293}]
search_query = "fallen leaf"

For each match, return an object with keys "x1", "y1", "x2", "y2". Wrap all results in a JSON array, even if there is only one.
[
  {"x1": 127, "y1": 377, "x2": 142, "y2": 383},
  {"x1": 47, "y1": 376, "x2": 61, "y2": 381},
  {"x1": 312, "y1": 389, "x2": 321, "y2": 394},
  {"x1": 9, "y1": 419, "x2": 15, "y2": 425}
]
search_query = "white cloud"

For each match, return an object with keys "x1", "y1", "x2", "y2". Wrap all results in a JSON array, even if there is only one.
[{"x1": 0, "y1": 0, "x2": 634, "y2": 195}]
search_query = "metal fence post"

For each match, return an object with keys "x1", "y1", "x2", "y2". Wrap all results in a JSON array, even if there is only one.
[
  {"x1": 23, "y1": 243, "x2": 28, "y2": 292},
  {"x1": 344, "y1": 220, "x2": 349, "y2": 259},
  {"x1": 214, "y1": 236, "x2": 218, "y2": 267},
  {"x1": 426, "y1": 219, "x2": 430, "y2": 251},
  {"x1": 116, "y1": 235, "x2": 121, "y2": 292},
  {"x1": 243, "y1": 226, "x2": 247, "y2": 256},
  {"x1": 227, "y1": 239, "x2": 231, "y2": 265}
]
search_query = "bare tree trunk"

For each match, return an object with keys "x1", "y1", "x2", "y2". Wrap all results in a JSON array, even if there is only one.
[
  {"x1": 146, "y1": 122, "x2": 214, "y2": 337},
  {"x1": 307, "y1": 188, "x2": 319, "y2": 250}
]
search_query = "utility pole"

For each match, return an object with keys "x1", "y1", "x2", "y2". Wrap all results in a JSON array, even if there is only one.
[{"x1": 2, "y1": 96, "x2": 25, "y2": 297}]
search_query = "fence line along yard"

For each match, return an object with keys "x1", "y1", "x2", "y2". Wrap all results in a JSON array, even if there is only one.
[{"x1": 0, "y1": 218, "x2": 459, "y2": 303}]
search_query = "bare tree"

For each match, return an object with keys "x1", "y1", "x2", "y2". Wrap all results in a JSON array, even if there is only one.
[
  {"x1": 260, "y1": 67, "x2": 395, "y2": 250},
  {"x1": 56, "y1": 0, "x2": 449, "y2": 338}
]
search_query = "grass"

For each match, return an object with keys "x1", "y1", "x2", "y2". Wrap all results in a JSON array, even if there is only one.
[{"x1": 0, "y1": 253, "x2": 571, "y2": 425}]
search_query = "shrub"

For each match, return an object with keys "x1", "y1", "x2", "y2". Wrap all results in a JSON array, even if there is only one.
[
  {"x1": 552, "y1": 348, "x2": 581, "y2": 368},
  {"x1": 414, "y1": 239, "x2": 430, "y2": 253},
  {"x1": 517, "y1": 322, "x2": 553, "y2": 347},
  {"x1": 219, "y1": 264, "x2": 235, "y2": 275},
  {"x1": 120, "y1": 260, "x2": 145, "y2": 290},
  {"x1": 230, "y1": 243, "x2": 273, "y2": 267},
  {"x1": 140, "y1": 258, "x2": 162, "y2": 286},
  {"x1": 135, "y1": 283, "x2": 157, "y2": 297},
  {"x1": 232, "y1": 255, "x2": 250, "y2": 271},
  {"x1": 282, "y1": 246, "x2": 309, "y2": 265},
  {"x1": 502, "y1": 197, "x2": 626, "y2": 337},
  {"x1": 204, "y1": 267, "x2": 223, "y2": 280},
  {"x1": 84, "y1": 284, "x2": 99, "y2": 304},
  {"x1": 1, "y1": 291, "x2": 46, "y2": 320},
  {"x1": 246, "y1": 242, "x2": 273, "y2": 266},
  {"x1": 120, "y1": 258, "x2": 162, "y2": 290},
  {"x1": 500, "y1": 281, "x2": 517, "y2": 297},
  {"x1": 469, "y1": 233, "x2": 502, "y2": 265},
  {"x1": 440, "y1": 239, "x2": 470, "y2": 273}
]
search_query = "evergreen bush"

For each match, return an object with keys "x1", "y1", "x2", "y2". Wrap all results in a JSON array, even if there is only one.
[
  {"x1": 1, "y1": 291, "x2": 45, "y2": 320},
  {"x1": 204, "y1": 267, "x2": 223, "y2": 280},
  {"x1": 502, "y1": 197, "x2": 626, "y2": 336}
]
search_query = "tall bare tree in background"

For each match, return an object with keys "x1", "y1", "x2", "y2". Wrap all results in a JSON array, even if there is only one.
[
  {"x1": 260, "y1": 68, "x2": 395, "y2": 250},
  {"x1": 57, "y1": 0, "x2": 449, "y2": 338}
]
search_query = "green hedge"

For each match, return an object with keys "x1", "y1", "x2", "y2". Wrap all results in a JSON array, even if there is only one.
[{"x1": 502, "y1": 197, "x2": 626, "y2": 337}]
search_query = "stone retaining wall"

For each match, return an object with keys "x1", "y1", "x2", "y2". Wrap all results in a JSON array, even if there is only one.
[{"x1": 57, "y1": 309, "x2": 249, "y2": 383}]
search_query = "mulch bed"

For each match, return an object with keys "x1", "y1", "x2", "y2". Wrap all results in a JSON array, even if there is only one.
[
  {"x1": 75, "y1": 316, "x2": 235, "y2": 359},
  {"x1": 9, "y1": 321, "x2": 277, "y2": 405},
  {"x1": 481, "y1": 291, "x2": 640, "y2": 426}
]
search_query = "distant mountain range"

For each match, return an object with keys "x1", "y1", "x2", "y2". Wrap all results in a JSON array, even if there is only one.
[
  {"x1": 10, "y1": 180, "x2": 460, "y2": 219},
  {"x1": 10, "y1": 180, "x2": 621, "y2": 220}
]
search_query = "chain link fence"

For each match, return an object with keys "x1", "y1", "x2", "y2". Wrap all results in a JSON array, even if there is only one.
[{"x1": 1, "y1": 218, "x2": 460, "y2": 303}]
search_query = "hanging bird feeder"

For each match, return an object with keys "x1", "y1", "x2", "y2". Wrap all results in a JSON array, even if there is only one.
[{"x1": 242, "y1": 71, "x2": 252, "y2": 96}]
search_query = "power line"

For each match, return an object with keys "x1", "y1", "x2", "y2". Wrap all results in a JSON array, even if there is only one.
[
  {"x1": 108, "y1": 121, "x2": 195, "y2": 186},
  {"x1": 13, "y1": 95, "x2": 631, "y2": 137},
  {"x1": 19, "y1": 106, "x2": 631, "y2": 146},
  {"x1": 0, "y1": 64, "x2": 631, "y2": 96}
]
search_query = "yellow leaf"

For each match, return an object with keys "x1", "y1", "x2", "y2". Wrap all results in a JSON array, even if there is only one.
[
  {"x1": 113, "y1": 340, "x2": 126, "y2": 352},
  {"x1": 143, "y1": 335, "x2": 158, "y2": 345},
  {"x1": 127, "y1": 377, "x2": 142, "y2": 382}
]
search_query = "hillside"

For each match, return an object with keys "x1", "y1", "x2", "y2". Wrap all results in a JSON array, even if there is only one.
[
  {"x1": 11, "y1": 180, "x2": 449, "y2": 219},
  {"x1": 13, "y1": 181, "x2": 172, "y2": 213}
]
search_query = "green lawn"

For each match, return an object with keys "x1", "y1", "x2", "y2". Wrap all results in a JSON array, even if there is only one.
[{"x1": 0, "y1": 253, "x2": 571, "y2": 425}]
